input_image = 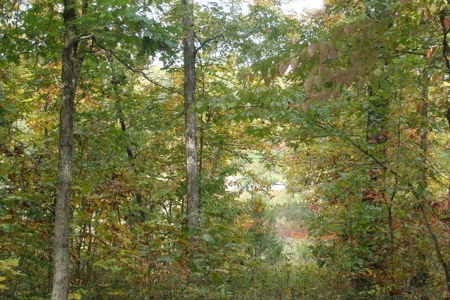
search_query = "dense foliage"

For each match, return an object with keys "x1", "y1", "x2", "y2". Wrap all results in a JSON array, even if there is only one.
[{"x1": 1, "y1": 0, "x2": 450, "y2": 299}]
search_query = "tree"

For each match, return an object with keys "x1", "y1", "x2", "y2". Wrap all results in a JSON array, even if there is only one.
[
  {"x1": 182, "y1": 0, "x2": 199, "y2": 230},
  {"x1": 52, "y1": 1, "x2": 85, "y2": 298}
]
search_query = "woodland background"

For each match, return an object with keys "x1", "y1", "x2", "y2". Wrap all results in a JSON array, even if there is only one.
[{"x1": 1, "y1": 0, "x2": 450, "y2": 299}]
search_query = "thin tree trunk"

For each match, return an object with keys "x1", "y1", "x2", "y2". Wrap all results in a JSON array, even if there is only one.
[
  {"x1": 182, "y1": 0, "x2": 199, "y2": 229},
  {"x1": 51, "y1": 1, "x2": 82, "y2": 298}
]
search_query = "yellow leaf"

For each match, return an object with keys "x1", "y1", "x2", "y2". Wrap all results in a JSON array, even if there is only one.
[{"x1": 69, "y1": 293, "x2": 81, "y2": 300}]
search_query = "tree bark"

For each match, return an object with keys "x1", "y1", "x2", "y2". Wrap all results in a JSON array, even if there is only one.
[
  {"x1": 182, "y1": 0, "x2": 199, "y2": 229},
  {"x1": 51, "y1": 1, "x2": 82, "y2": 299}
]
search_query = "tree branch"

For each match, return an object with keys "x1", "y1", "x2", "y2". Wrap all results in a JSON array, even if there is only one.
[
  {"x1": 194, "y1": 34, "x2": 223, "y2": 56},
  {"x1": 93, "y1": 38, "x2": 182, "y2": 95}
]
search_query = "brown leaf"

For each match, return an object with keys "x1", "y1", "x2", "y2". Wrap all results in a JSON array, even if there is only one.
[
  {"x1": 332, "y1": 85, "x2": 341, "y2": 99},
  {"x1": 328, "y1": 43, "x2": 338, "y2": 59},
  {"x1": 445, "y1": 18, "x2": 450, "y2": 29},
  {"x1": 278, "y1": 62, "x2": 289, "y2": 76},
  {"x1": 320, "y1": 53, "x2": 327, "y2": 65},
  {"x1": 349, "y1": 51, "x2": 360, "y2": 67},
  {"x1": 302, "y1": 97, "x2": 312, "y2": 112},
  {"x1": 366, "y1": 50, "x2": 379, "y2": 70},
  {"x1": 416, "y1": 103, "x2": 423, "y2": 113},
  {"x1": 329, "y1": 49, "x2": 338, "y2": 59},
  {"x1": 305, "y1": 75, "x2": 314, "y2": 91},
  {"x1": 332, "y1": 68, "x2": 343, "y2": 85},
  {"x1": 365, "y1": 28, "x2": 373, "y2": 39},
  {"x1": 315, "y1": 92, "x2": 323, "y2": 103},
  {"x1": 427, "y1": 46, "x2": 437, "y2": 62},
  {"x1": 425, "y1": 7, "x2": 433, "y2": 21},
  {"x1": 389, "y1": 289, "x2": 402, "y2": 296},
  {"x1": 431, "y1": 73, "x2": 440, "y2": 83},
  {"x1": 357, "y1": 76, "x2": 364, "y2": 89},
  {"x1": 307, "y1": 44, "x2": 318, "y2": 57},
  {"x1": 319, "y1": 66, "x2": 333, "y2": 81},
  {"x1": 345, "y1": 68, "x2": 356, "y2": 86},
  {"x1": 314, "y1": 75, "x2": 323, "y2": 88},
  {"x1": 290, "y1": 57, "x2": 299, "y2": 70},
  {"x1": 344, "y1": 25, "x2": 356, "y2": 37},
  {"x1": 264, "y1": 77, "x2": 271, "y2": 87},
  {"x1": 299, "y1": 48, "x2": 307, "y2": 57},
  {"x1": 322, "y1": 88, "x2": 332, "y2": 103}
]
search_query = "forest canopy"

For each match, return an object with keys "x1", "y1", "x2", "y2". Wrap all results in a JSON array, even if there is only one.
[{"x1": 1, "y1": 0, "x2": 450, "y2": 299}]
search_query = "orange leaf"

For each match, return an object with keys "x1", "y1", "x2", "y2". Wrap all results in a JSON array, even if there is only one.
[
  {"x1": 416, "y1": 103, "x2": 423, "y2": 113},
  {"x1": 445, "y1": 18, "x2": 450, "y2": 29},
  {"x1": 427, "y1": 46, "x2": 437, "y2": 62}
]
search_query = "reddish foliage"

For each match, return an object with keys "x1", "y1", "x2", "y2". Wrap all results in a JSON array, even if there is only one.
[{"x1": 277, "y1": 221, "x2": 308, "y2": 240}]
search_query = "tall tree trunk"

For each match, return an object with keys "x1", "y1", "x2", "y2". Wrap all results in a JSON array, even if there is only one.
[
  {"x1": 51, "y1": 1, "x2": 82, "y2": 298},
  {"x1": 182, "y1": 0, "x2": 199, "y2": 229}
]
